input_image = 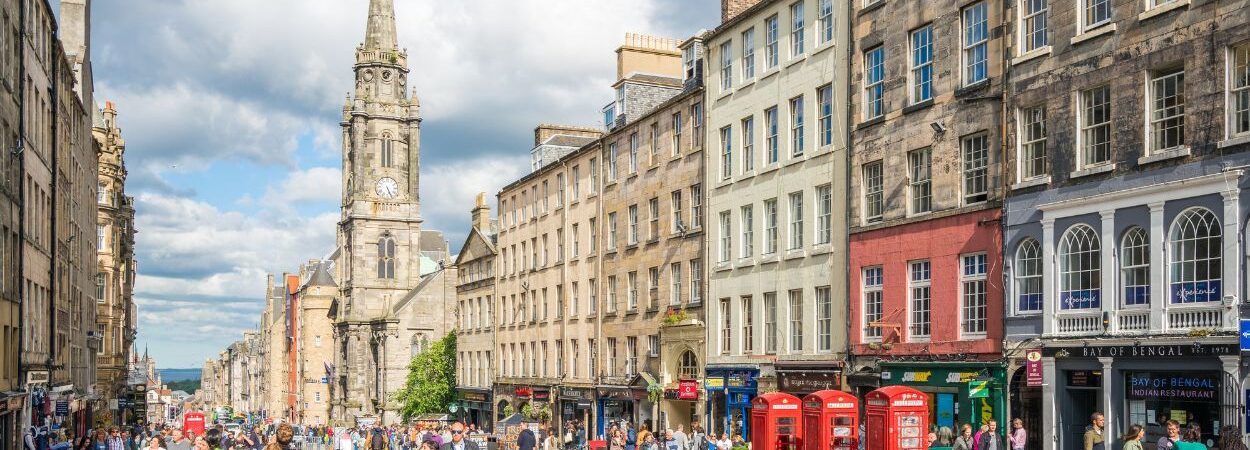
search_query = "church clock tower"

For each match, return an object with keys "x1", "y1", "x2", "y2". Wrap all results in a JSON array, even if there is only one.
[{"x1": 338, "y1": 0, "x2": 423, "y2": 316}]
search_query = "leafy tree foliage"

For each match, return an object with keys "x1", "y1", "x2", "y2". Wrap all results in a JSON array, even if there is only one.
[{"x1": 394, "y1": 331, "x2": 457, "y2": 421}]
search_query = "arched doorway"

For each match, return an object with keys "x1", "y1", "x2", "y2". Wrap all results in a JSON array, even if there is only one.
[
  {"x1": 1009, "y1": 367, "x2": 1041, "y2": 450},
  {"x1": 496, "y1": 399, "x2": 510, "y2": 421}
]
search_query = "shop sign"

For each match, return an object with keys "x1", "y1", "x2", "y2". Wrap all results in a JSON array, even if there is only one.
[
  {"x1": 705, "y1": 377, "x2": 725, "y2": 389},
  {"x1": 55, "y1": 400, "x2": 68, "y2": 417},
  {"x1": 1172, "y1": 280, "x2": 1221, "y2": 304},
  {"x1": 515, "y1": 387, "x2": 532, "y2": 398},
  {"x1": 1241, "y1": 320, "x2": 1250, "y2": 352},
  {"x1": 678, "y1": 380, "x2": 699, "y2": 400},
  {"x1": 1043, "y1": 343, "x2": 1237, "y2": 359},
  {"x1": 559, "y1": 388, "x2": 588, "y2": 400},
  {"x1": 1067, "y1": 370, "x2": 1102, "y2": 387},
  {"x1": 1025, "y1": 350, "x2": 1043, "y2": 387},
  {"x1": 533, "y1": 389, "x2": 550, "y2": 402},
  {"x1": 7, "y1": 397, "x2": 22, "y2": 411},
  {"x1": 597, "y1": 388, "x2": 638, "y2": 400},
  {"x1": 663, "y1": 389, "x2": 680, "y2": 400},
  {"x1": 1127, "y1": 372, "x2": 1219, "y2": 400},
  {"x1": 1060, "y1": 291, "x2": 1100, "y2": 310},
  {"x1": 727, "y1": 374, "x2": 748, "y2": 387},
  {"x1": 461, "y1": 392, "x2": 488, "y2": 403},
  {"x1": 778, "y1": 371, "x2": 841, "y2": 393},
  {"x1": 968, "y1": 380, "x2": 989, "y2": 399}
]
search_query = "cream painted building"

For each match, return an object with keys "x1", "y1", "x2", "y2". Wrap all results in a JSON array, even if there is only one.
[
  {"x1": 493, "y1": 125, "x2": 599, "y2": 427},
  {"x1": 94, "y1": 101, "x2": 137, "y2": 424},
  {"x1": 453, "y1": 194, "x2": 497, "y2": 429},
  {"x1": 702, "y1": 0, "x2": 849, "y2": 438}
]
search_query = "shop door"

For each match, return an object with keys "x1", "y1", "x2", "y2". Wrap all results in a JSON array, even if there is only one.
[
  {"x1": 936, "y1": 394, "x2": 955, "y2": 429},
  {"x1": 1064, "y1": 390, "x2": 1099, "y2": 450}
]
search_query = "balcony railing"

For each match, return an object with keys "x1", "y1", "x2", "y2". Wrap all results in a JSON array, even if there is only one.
[{"x1": 1047, "y1": 305, "x2": 1232, "y2": 338}]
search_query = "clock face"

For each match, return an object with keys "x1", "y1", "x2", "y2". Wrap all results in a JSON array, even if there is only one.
[{"x1": 375, "y1": 177, "x2": 399, "y2": 199}]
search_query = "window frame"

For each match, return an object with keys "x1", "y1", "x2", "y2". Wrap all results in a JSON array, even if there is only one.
[
  {"x1": 1168, "y1": 208, "x2": 1223, "y2": 305},
  {"x1": 1077, "y1": 85, "x2": 1113, "y2": 169},
  {"x1": 742, "y1": 116, "x2": 756, "y2": 173},
  {"x1": 1058, "y1": 224, "x2": 1102, "y2": 310},
  {"x1": 1121, "y1": 227, "x2": 1151, "y2": 308},
  {"x1": 790, "y1": 2, "x2": 806, "y2": 57},
  {"x1": 962, "y1": 133, "x2": 989, "y2": 205},
  {"x1": 719, "y1": 210, "x2": 733, "y2": 263},
  {"x1": 816, "y1": 184, "x2": 832, "y2": 245},
  {"x1": 720, "y1": 40, "x2": 734, "y2": 92},
  {"x1": 740, "y1": 205, "x2": 755, "y2": 258},
  {"x1": 766, "y1": 106, "x2": 781, "y2": 164},
  {"x1": 908, "y1": 260, "x2": 932, "y2": 340},
  {"x1": 1017, "y1": 106, "x2": 1049, "y2": 181},
  {"x1": 864, "y1": 46, "x2": 886, "y2": 120},
  {"x1": 909, "y1": 25, "x2": 935, "y2": 104},
  {"x1": 788, "y1": 191, "x2": 804, "y2": 250},
  {"x1": 1229, "y1": 42, "x2": 1250, "y2": 139},
  {"x1": 863, "y1": 161, "x2": 884, "y2": 224},
  {"x1": 862, "y1": 267, "x2": 884, "y2": 342},
  {"x1": 1014, "y1": 239, "x2": 1044, "y2": 315},
  {"x1": 742, "y1": 28, "x2": 756, "y2": 81},
  {"x1": 788, "y1": 289, "x2": 804, "y2": 353},
  {"x1": 1147, "y1": 67, "x2": 1186, "y2": 154},
  {"x1": 962, "y1": 2, "x2": 989, "y2": 86},
  {"x1": 818, "y1": 84, "x2": 834, "y2": 147},
  {"x1": 960, "y1": 253, "x2": 989, "y2": 338},
  {"x1": 908, "y1": 147, "x2": 932, "y2": 215},
  {"x1": 764, "y1": 198, "x2": 779, "y2": 255},
  {"x1": 720, "y1": 125, "x2": 733, "y2": 180},
  {"x1": 765, "y1": 14, "x2": 780, "y2": 69},
  {"x1": 1019, "y1": 0, "x2": 1049, "y2": 54},
  {"x1": 1079, "y1": 0, "x2": 1112, "y2": 33}
]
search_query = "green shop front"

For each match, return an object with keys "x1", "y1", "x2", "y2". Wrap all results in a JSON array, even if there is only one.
[{"x1": 878, "y1": 362, "x2": 1007, "y2": 431}]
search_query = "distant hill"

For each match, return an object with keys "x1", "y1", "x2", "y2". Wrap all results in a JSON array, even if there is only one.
[{"x1": 159, "y1": 368, "x2": 202, "y2": 383}]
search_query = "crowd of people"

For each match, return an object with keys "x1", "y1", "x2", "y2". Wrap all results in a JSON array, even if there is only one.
[{"x1": 28, "y1": 413, "x2": 1250, "y2": 450}]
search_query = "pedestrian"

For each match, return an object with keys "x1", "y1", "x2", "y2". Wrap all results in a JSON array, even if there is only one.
[
  {"x1": 935, "y1": 427, "x2": 954, "y2": 447},
  {"x1": 1008, "y1": 419, "x2": 1025, "y2": 450},
  {"x1": 635, "y1": 425, "x2": 650, "y2": 450},
  {"x1": 1175, "y1": 425, "x2": 1206, "y2": 450},
  {"x1": 1084, "y1": 413, "x2": 1105, "y2": 450},
  {"x1": 953, "y1": 425, "x2": 974, "y2": 450},
  {"x1": 1121, "y1": 425, "x2": 1144, "y2": 450},
  {"x1": 973, "y1": 425, "x2": 988, "y2": 450},
  {"x1": 264, "y1": 424, "x2": 294, "y2": 450},
  {"x1": 714, "y1": 434, "x2": 730, "y2": 450},
  {"x1": 624, "y1": 424, "x2": 636, "y2": 450},
  {"x1": 146, "y1": 435, "x2": 168, "y2": 450},
  {"x1": 168, "y1": 430, "x2": 192, "y2": 450},
  {"x1": 609, "y1": 429, "x2": 623, "y2": 450},
  {"x1": 518, "y1": 426, "x2": 537, "y2": 450},
  {"x1": 688, "y1": 424, "x2": 705, "y2": 450},
  {"x1": 978, "y1": 421, "x2": 1001, "y2": 450},
  {"x1": 1159, "y1": 420, "x2": 1181, "y2": 450},
  {"x1": 95, "y1": 430, "x2": 110, "y2": 450},
  {"x1": 1219, "y1": 425, "x2": 1248, "y2": 450}
]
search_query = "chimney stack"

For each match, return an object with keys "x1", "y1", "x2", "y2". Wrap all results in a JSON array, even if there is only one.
[
  {"x1": 722, "y1": 0, "x2": 764, "y2": 23},
  {"x1": 471, "y1": 193, "x2": 491, "y2": 231}
]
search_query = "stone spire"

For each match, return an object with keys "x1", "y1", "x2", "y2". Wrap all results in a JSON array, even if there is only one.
[{"x1": 364, "y1": 0, "x2": 398, "y2": 51}]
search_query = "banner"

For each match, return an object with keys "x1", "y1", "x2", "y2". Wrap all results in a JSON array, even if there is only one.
[
  {"x1": 1025, "y1": 350, "x2": 1043, "y2": 387},
  {"x1": 1126, "y1": 372, "x2": 1219, "y2": 400}
]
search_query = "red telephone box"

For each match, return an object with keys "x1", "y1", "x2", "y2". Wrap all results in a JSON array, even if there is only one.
[
  {"x1": 751, "y1": 392, "x2": 804, "y2": 450},
  {"x1": 802, "y1": 390, "x2": 859, "y2": 450},
  {"x1": 865, "y1": 386, "x2": 929, "y2": 450},
  {"x1": 183, "y1": 411, "x2": 206, "y2": 436}
]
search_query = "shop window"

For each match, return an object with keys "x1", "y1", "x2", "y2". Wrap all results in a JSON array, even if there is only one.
[
  {"x1": 1059, "y1": 224, "x2": 1100, "y2": 310},
  {"x1": 1168, "y1": 208, "x2": 1221, "y2": 304}
]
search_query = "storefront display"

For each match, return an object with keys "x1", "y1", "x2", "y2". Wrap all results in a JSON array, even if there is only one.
[
  {"x1": 706, "y1": 368, "x2": 758, "y2": 440},
  {"x1": 597, "y1": 387, "x2": 639, "y2": 437},
  {"x1": 878, "y1": 362, "x2": 1006, "y2": 431},
  {"x1": 559, "y1": 387, "x2": 595, "y2": 435}
]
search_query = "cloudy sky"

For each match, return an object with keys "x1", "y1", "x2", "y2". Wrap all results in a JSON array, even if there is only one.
[{"x1": 90, "y1": 0, "x2": 717, "y2": 368}]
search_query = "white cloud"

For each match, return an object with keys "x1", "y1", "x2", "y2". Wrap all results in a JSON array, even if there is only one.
[
  {"x1": 260, "y1": 167, "x2": 343, "y2": 205},
  {"x1": 419, "y1": 154, "x2": 530, "y2": 246}
]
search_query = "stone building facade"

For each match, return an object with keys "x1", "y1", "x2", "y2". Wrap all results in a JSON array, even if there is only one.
[
  {"x1": 261, "y1": 274, "x2": 288, "y2": 420},
  {"x1": 328, "y1": 0, "x2": 457, "y2": 426},
  {"x1": 453, "y1": 194, "x2": 497, "y2": 429},
  {"x1": 701, "y1": 0, "x2": 849, "y2": 439},
  {"x1": 9, "y1": 0, "x2": 101, "y2": 435},
  {"x1": 494, "y1": 125, "x2": 598, "y2": 429},
  {"x1": 295, "y1": 263, "x2": 336, "y2": 426},
  {"x1": 597, "y1": 33, "x2": 706, "y2": 434},
  {"x1": 998, "y1": 1, "x2": 1250, "y2": 448},
  {"x1": 94, "y1": 101, "x2": 137, "y2": 425},
  {"x1": 845, "y1": 0, "x2": 1008, "y2": 431},
  {"x1": 0, "y1": 0, "x2": 24, "y2": 443}
]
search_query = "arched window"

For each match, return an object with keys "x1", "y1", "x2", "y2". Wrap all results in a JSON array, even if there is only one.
[
  {"x1": 1169, "y1": 208, "x2": 1222, "y2": 304},
  {"x1": 1121, "y1": 227, "x2": 1150, "y2": 306},
  {"x1": 411, "y1": 334, "x2": 429, "y2": 357},
  {"x1": 381, "y1": 133, "x2": 394, "y2": 168},
  {"x1": 1014, "y1": 239, "x2": 1042, "y2": 313},
  {"x1": 1059, "y1": 224, "x2": 1100, "y2": 310},
  {"x1": 679, "y1": 350, "x2": 698, "y2": 379},
  {"x1": 377, "y1": 235, "x2": 396, "y2": 279}
]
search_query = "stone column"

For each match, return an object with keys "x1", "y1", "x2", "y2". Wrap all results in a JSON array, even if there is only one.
[
  {"x1": 1099, "y1": 357, "x2": 1114, "y2": 443},
  {"x1": 1099, "y1": 211, "x2": 1116, "y2": 331},
  {"x1": 1042, "y1": 219, "x2": 1056, "y2": 336},
  {"x1": 1221, "y1": 189, "x2": 1240, "y2": 329},
  {"x1": 1148, "y1": 202, "x2": 1165, "y2": 331},
  {"x1": 1042, "y1": 356, "x2": 1058, "y2": 450}
]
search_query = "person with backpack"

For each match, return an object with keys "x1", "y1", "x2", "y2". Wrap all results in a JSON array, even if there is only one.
[{"x1": 369, "y1": 427, "x2": 388, "y2": 450}]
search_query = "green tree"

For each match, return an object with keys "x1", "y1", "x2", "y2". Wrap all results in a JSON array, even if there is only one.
[{"x1": 394, "y1": 331, "x2": 457, "y2": 421}]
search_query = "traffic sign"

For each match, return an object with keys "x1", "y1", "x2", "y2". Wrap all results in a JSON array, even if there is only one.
[{"x1": 1240, "y1": 319, "x2": 1250, "y2": 351}]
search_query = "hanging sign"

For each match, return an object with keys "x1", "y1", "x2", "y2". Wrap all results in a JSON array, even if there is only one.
[{"x1": 1026, "y1": 350, "x2": 1043, "y2": 387}]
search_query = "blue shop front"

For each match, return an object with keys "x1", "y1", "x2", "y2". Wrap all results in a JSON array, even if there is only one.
[{"x1": 705, "y1": 368, "x2": 758, "y2": 440}]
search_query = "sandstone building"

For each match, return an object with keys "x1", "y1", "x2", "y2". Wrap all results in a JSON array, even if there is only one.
[{"x1": 453, "y1": 194, "x2": 498, "y2": 429}]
